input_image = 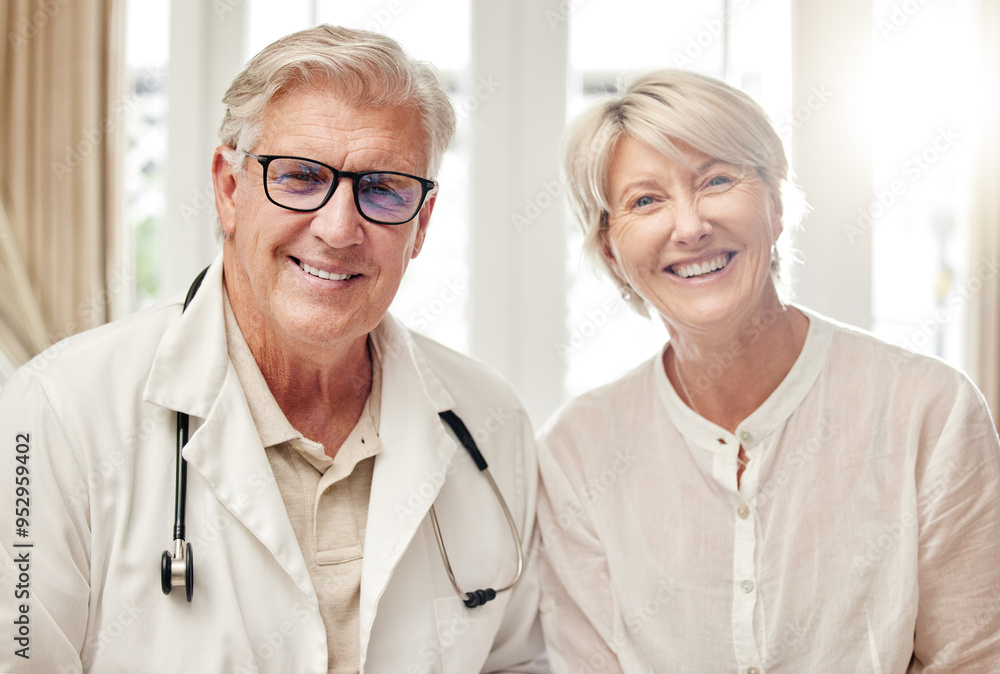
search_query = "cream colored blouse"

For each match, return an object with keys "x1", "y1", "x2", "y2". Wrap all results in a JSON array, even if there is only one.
[{"x1": 537, "y1": 308, "x2": 1000, "y2": 673}]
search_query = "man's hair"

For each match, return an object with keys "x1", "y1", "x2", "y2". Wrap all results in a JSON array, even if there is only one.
[{"x1": 217, "y1": 24, "x2": 457, "y2": 179}]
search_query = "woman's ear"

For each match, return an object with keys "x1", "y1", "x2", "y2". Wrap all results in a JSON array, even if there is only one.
[
  {"x1": 769, "y1": 188, "x2": 784, "y2": 239},
  {"x1": 599, "y1": 225, "x2": 626, "y2": 282},
  {"x1": 601, "y1": 242, "x2": 619, "y2": 278}
]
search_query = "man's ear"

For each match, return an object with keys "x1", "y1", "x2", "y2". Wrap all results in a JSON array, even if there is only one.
[
  {"x1": 411, "y1": 193, "x2": 436, "y2": 259},
  {"x1": 212, "y1": 147, "x2": 239, "y2": 237}
]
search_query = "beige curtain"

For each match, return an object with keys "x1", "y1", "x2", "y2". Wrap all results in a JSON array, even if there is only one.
[
  {"x1": 0, "y1": 0, "x2": 122, "y2": 369},
  {"x1": 969, "y1": 0, "x2": 1000, "y2": 422},
  {"x1": 0, "y1": 198, "x2": 48, "y2": 365}
]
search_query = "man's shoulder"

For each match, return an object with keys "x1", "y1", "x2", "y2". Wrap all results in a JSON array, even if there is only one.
[
  {"x1": 3, "y1": 297, "x2": 183, "y2": 399},
  {"x1": 406, "y1": 329, "x2": 521, "y2": 406}
]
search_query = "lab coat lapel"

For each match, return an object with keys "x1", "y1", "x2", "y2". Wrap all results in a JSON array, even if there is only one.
[
  {"x1": 181, "y1": 368, "x2": 315, "y2": 597},
  {"x1": 143, "y1": 255, "x2": 314, "y2": 598},
  {"x1": 359, "y1": 316, "x2": 459, "y2": 656},
  {"x1": 144, "y1": 255, "x2": 228, "y2": 420}
]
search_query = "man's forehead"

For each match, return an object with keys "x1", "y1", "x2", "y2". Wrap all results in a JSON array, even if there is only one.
[{"x1": 258, "y1": 85, "x2": 430, "y2": 169}]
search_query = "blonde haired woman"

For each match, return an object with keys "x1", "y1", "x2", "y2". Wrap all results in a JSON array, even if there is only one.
[{"x1": 537, "y1": 69, "x2": 1000, "y2": 673}]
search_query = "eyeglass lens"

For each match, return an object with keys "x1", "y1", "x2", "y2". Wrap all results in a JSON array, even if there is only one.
[{"x1": 263, "y1": 157, "x2": 425, "y2": 223}]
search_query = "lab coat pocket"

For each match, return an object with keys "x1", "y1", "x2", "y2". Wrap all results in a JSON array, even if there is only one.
[{"x1": 433, "y1": 594, "x2": 507, "y2": 674}]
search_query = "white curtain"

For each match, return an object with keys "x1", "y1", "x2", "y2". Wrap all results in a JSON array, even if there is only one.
[
  {"x1": 0, "y1": 0, "x2": 122, "y2": 375},
  {"x1": 969, "y1": 0, "x2": 1000, "y2": 421}
]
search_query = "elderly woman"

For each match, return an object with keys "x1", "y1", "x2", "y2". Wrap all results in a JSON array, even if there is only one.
[{"x1": 537, "y1": 70, "x2": 1000, "y2": 673}]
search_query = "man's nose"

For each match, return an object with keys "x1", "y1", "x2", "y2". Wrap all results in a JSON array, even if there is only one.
[{"x1": 310, "y1": 177, "x2": 365, "y2": 248}]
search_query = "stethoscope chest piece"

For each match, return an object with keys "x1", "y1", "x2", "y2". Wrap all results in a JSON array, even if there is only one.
[{"x1": 161, "y1": 540, "x2": 194, "y2": 602}]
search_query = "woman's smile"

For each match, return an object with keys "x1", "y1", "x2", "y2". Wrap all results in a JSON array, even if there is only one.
[{"x1": 667, "y1": 251, "x2": 736, "y2": 279}]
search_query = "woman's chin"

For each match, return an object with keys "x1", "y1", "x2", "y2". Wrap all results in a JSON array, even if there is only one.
[{"x1": 654, "y1": 295, "x2": 760, "y2": 335}]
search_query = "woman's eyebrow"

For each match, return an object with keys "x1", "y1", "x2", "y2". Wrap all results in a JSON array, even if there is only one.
[
  {"x1": 613, "y1": 178, "x2": 662, "y2": 202},
  {"x1": 696, "y1": 157, "x2": 728, "y2": 173}
]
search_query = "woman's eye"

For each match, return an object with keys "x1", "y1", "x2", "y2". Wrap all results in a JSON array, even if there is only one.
[
  {"x1": 633, "y1": 195, "x2": 655, "y2": 208},
  {"x1": 707, "y1": 175, "x2": 733, "y2": 188}
]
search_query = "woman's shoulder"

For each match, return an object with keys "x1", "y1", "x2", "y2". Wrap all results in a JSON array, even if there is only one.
[
  {"x1": 539, "y1": 349, "x2": 664, "y2": 445},
  {"x1": 801, "y1": 306, "x2": 974, "y2": 399}
]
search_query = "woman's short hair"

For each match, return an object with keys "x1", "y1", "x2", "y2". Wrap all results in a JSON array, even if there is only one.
[
  {"x1": 218, "y1": 24, "x2": 456, "y2": 179},
  {"x1": 562, "y1": 69, "x2": 804, "y2": 314}
]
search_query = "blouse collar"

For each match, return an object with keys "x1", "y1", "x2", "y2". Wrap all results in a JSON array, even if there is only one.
[{"x1": 654, "y1": 305, "x2": 833, "y2": 454}]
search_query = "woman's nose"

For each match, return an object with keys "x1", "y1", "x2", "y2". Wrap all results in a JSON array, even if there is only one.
[{"x1": 670, "y1": 199, "x2": 712, "y2": 246}]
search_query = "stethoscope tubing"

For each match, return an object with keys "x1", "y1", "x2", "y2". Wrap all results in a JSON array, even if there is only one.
[
  {"x1": 160, "y1": 266, "x2": 208, "y2": 602},
  {"x1": 433, "y1": 410, "x2": 525, "y2": 607},
  {"x1": 160, "y1": 268, "x2": 524, "y2": 608}
]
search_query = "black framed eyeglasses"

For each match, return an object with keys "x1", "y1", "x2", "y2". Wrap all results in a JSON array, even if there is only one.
[{"x1": 244, "y1": 151, "x2": 437, "y2": 225}]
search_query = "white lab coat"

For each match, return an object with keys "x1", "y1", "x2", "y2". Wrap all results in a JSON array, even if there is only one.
[{"x1": 0, "y1": 258, "x2": 547, "y2": 673}]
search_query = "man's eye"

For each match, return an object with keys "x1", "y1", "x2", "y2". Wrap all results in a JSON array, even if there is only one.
[
  {"x1": 361, "y1": 184, "x2": 402, "y2": 202},
  {"x1": 281, "y1": 171, "x2": 322, "y2": 183}
]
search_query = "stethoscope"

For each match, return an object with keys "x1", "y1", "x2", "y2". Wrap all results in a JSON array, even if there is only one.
[{"x1": 160, "y1": 268, "x2": 524, "y2": 608}]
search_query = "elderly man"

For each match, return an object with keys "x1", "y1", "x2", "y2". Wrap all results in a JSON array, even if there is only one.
[{"x1": 0, "y1": 25, "x2": 545, "y2": 673}]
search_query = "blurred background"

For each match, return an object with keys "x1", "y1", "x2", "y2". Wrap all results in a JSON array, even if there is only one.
[{"x1": 0, "y1": 0, "x2": 997, "y2": 426}]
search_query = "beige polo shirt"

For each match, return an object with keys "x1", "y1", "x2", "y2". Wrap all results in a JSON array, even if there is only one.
[{"x1": 224, "y1": 293, "x2": 380, "y2": 674}]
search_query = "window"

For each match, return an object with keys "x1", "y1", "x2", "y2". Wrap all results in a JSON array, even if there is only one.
[
  {"x1": 127, "y1": 0, "x2": 982, "y2": 422},
  {"x1": 869, "y1": 0, "x2": 977, "y2": 370},
  {"x1": 124, "y1": 0, "x2": 170, "y2": 309}
]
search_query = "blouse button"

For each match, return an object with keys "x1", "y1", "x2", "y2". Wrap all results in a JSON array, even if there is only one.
[
  {"x1": 737, "y1": 503, "x2": 750, "y2": 519},
  {"x1": 740, "y1": 580, "x2": 755, "y2": 593},
  {"x1": 747, "y1": 668, "x2": 761, "y2": 674},
  {"x1": 739, "y1": 430, "x2": 753, "y2": 443}
]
